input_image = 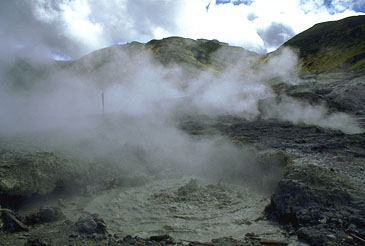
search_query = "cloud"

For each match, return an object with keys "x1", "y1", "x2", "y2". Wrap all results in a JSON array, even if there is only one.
[
  {"x1": 177, "y1": 1, "x2": 266, "y2": 53},
  {"x1": 0, "y1": 0, "x2": 364, "y2": 59},
  {"x1": 0, "y1": 1, "x2": 67, "y2": 61},
  {"x1": 58, "y1": 1, "x2": 106, "y2": 50},
  {"x1": 247, "y1": 0, "x2": 362, "y2": 36},
  {"x1": 86, "y1": 0, "x2": 182, "y2": 45},
  {"x1": 257, "y1": 23, "x2": 296, "y2": 52},
  {"x1": 0, "y1": 0, "x2": 182, "y2": 59},
  {"x1": 322, "y1": 0, "x2": 365, "y2": 13}
]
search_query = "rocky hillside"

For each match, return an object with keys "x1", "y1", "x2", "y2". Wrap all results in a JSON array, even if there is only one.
[
  {"x1": 283, "y1": 15, "x2": 365, "y2": 73},
  {"x1": 59, "y1": 36, "x2": 261, "y2": 80},
  {"x1": 63, "y1": 15, "x2": 365, "y2": 76},
  {"x1": 145, "y1": 37, "x2": 259, "y2": 71}
]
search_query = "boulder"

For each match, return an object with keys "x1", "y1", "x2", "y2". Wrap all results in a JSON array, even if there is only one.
[
  {"x1": 0, "y1": 150, "x2": 84, "y2": 205},
  {"x1": 26, "y1": 206, "x2": 65, "y2": 225},
  {"x1": 75, "y1": 214, "x2": 107, "y2": 234},
  {"x1": 267, "y1": 164, "x2": 365, "y2": 246},
  {"x1": 25, "y1": 238, "x2": 48, "y2": 246}
]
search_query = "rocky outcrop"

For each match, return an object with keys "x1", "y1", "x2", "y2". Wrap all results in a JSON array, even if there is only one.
[
  {"x1": 0, "y1": 150, "x2": 84, "y2": 206},
  {"x1": 25, "y1": 207, "x2": 65, "y2": 225},
  {"x1": 272, "y1": 72, "x2": 365, "y2": 117},
  {"x1": 267, "y1": 164, "x2": 365, "y2": 246},
  {"x1": 75, "y1": 214, "x2": 107, "y2": 235}
]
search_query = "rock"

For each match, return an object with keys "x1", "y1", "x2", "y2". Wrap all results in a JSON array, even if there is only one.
[
  {"x1": 315, "y1": 88, "x2": 332, "y2": 95},
  {"x1": 177, "y1": 179, "x2": 199, "y2": 196},
  {"x1": 346, "y1": 224, "x2": 359, "y2": 233},
  {"x1": 76, "y1": 214, "x2": 107, "y2": 234},
  {"x1": 38, "y1": 207, "x2": 64, "y2": 221},
  {"x1": 149, "y1": 234, "x2": 174, "y2": 243},
  {"x1": 267, "y1": 164, "x2": 365, "y2": 246},
  {"x1": 253, "y1": 150, "x2": 293, "y2": 192},
  {"x1": 212, "y1": 236, "x2": 255, "y2": 246},
  {"x1": 76, "y1": 216, "x2": 97, "y2": 234},
  {"x1": 0, "y1": 150, "x2": 84, "y2": 206},
  {"x1": 311, "y1": 142, "x2": 345, "y2": 152},
  {"x1": 26, "y1": 206, "x2": 65, "y2": 225},
  {"x1": 297, "y1": 226, "x2": 329, "y2": 245},
  {"x1": 25, "y1": 238, "x2": 48, "y2": 246},
  {"x1": 69, "y1": 233, "x2": 78, "y2": 238}
]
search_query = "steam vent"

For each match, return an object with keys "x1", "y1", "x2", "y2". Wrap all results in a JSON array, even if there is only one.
[{"x1": 1, "y1": 8, "x2": 365, "y2": 246}]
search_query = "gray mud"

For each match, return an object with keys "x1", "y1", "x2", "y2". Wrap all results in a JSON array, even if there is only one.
[
  {"x1": 62, "y1": 177, "x2": 295, "y2": 242},
  {"x1": 0, "y1": 173, "x2": 308, "y2": 246}
]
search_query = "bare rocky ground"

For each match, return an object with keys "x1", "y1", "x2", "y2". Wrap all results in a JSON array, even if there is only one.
[
  {"x1": 179, "y1": 72, "x2": 365, "y2": 246},
  {"x1": 180, "y1": 116, "x2": 365, "y2": 246},
  {"x1": 0, "y1": 72, "x2": 364, "y2": 246}
]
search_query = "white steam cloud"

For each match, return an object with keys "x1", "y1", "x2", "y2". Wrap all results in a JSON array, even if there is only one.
[
  {"x1": 0, "y1": 43, "x2": 362, "y2": 189},
  {"x1": 261, "y1": 96, "x2": 363, "y2": 134},
  {"x1": 0, "y1": 46, "x2": 362, "y2": 137}
]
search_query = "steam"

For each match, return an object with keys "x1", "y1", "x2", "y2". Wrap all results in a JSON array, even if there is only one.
[
  {"x1": 187, "y1": 72, "x2": 266, "y2": 117},
  {"x1": 0, "y1": 42, "x2": 362, "y2": 186},
  {"x1": 260, "y1": 95, "x2": 363, "y2": 134}
]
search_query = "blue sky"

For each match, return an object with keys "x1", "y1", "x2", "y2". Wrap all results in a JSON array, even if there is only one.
[
  {"x1": 215, "y1": 0, "x2": 365, "y2": 12},
  {"x1": 215, "y1": 0, "x2": 254, "y2": 6},
  {"x1": 0, "y1": 0, "x2": 364, "y2": 59}
]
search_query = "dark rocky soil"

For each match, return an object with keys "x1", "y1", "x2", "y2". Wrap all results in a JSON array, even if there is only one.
[{"x1": 180, "y1": 111, "x2": 365, "y2": 246}]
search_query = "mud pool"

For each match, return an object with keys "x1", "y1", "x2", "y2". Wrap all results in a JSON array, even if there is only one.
[{"x1": 36, "y1": 175, "x2": 306, "y2": 245}]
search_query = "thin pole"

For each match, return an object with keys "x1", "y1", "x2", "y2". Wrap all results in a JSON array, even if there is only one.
[{"x1": 102, "y1": 91, "x2": 104, "y2": 116}]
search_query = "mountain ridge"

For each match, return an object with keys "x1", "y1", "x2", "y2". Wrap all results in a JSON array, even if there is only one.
[
  {"x1": 7, "y1": 15, "x2": 364, "y2": 91},
  {"x1": 63, "y1": 15, "x2": 365, "y2": 75},
  {"x1": 60, "y1": 36, "x2": 260, "y2": 77},
  {"x1": 283, "y1": 15, "x2": 365, "y2": 73}
]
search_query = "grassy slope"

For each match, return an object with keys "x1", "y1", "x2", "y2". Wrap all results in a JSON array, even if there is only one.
[
  {"x1": 146, "y1": 36, "x2": 259, "y2": 72},
  {"x1": 283, "y1": 15, "x2": 365, "y2": 73},
  {"x1": 63, "y1": 36, "x2": 260, "y2": 76}
]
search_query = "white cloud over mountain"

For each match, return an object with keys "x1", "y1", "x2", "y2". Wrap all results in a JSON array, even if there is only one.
[{"x1": 0, "y1": 0, "x2": 363, "y2": 58}]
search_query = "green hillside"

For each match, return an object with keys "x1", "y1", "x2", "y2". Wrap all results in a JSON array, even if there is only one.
[
  {"x1": 61, "y1": 36, "x2": 260, "y2": 78},
  {"x1": 146, "y1": 36, "x2": 259, "y2": 72},
  {"x1": 284, "y1": 15, "x2": 365, "y2": 73}
]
